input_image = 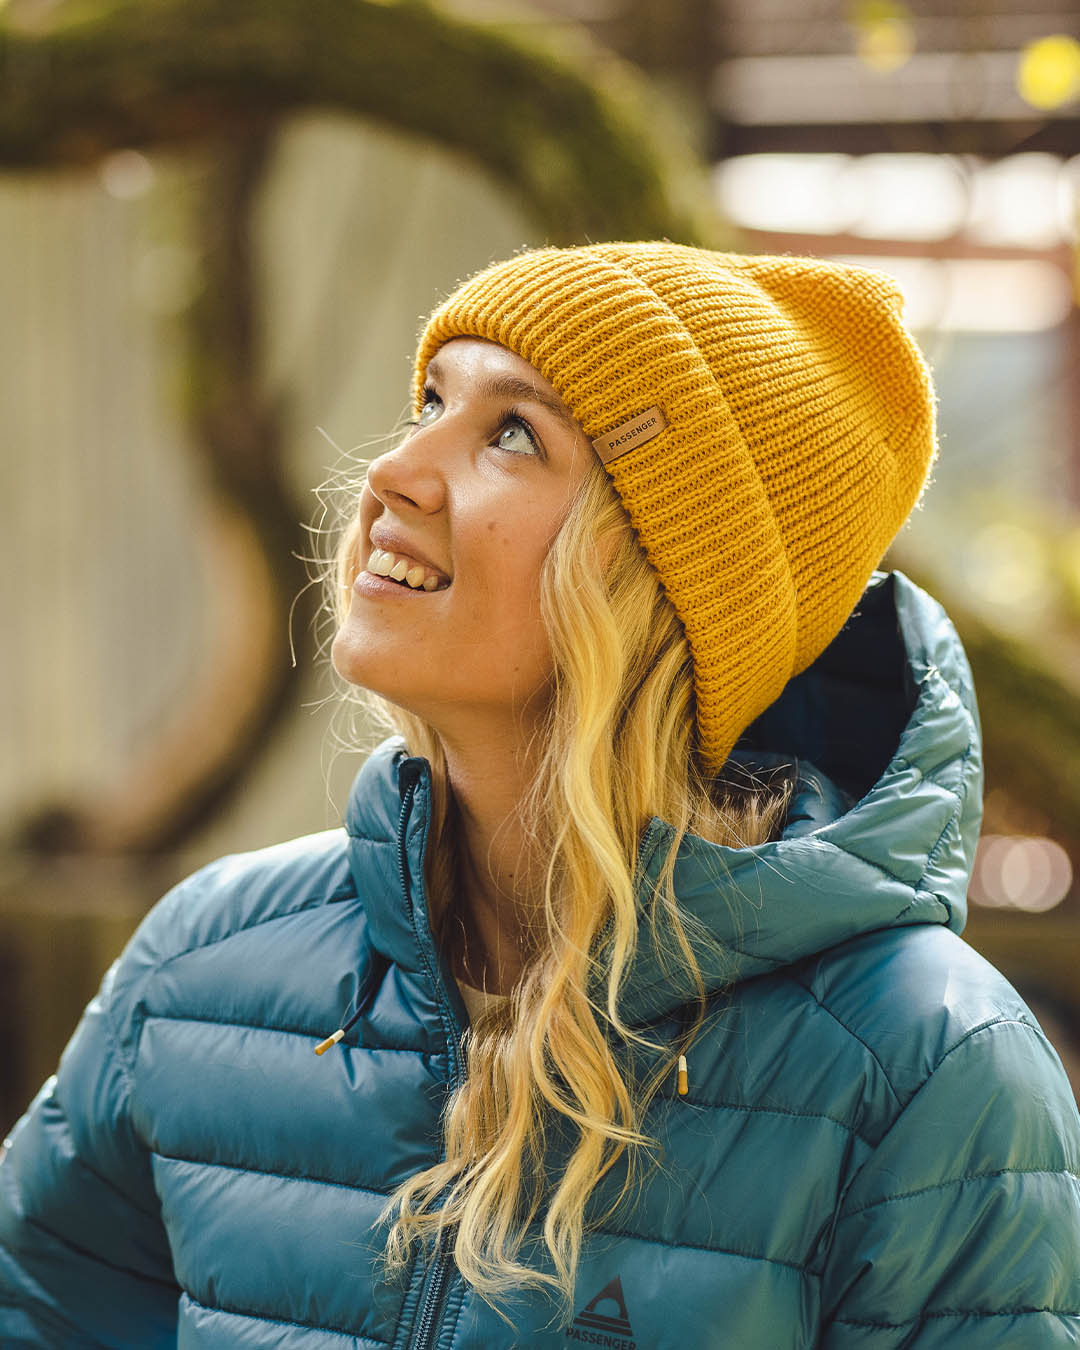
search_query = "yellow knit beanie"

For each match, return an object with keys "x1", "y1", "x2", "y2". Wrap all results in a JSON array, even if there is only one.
[{"x1": 413, "y1": 241, "x2": 938, "y2": 772}]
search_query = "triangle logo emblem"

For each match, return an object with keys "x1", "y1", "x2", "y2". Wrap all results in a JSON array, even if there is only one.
[{"x1": 565, "y1": 1273, "x2": 636, "y2": 1346}]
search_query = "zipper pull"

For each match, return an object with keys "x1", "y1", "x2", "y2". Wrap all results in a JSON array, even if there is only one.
[{"x1": 677, "y1": 1053, "x2": 689, "y2": 1096}]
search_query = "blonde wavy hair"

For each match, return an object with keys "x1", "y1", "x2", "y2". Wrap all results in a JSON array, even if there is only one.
[{"x1": 326, "y1": 448, "x2": 795, "y2": 1321}]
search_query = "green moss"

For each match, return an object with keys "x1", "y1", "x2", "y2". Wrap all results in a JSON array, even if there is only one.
[{"x1": 0, "y1": 0, "x2": 726, "y2": 246}]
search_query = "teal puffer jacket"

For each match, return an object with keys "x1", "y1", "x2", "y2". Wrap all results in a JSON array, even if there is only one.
[{"x1": 2, "y1": 570, "x2": 1079, "y2": 1347}]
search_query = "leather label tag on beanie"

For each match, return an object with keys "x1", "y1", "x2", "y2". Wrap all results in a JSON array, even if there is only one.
[{"x1": 592, "y1": 407, "x2": 667, "y2": 464}]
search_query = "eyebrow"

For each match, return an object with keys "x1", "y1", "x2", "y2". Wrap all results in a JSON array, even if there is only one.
[{"x1": 425, "y1": 355, "x2": 580, "y2": 434}]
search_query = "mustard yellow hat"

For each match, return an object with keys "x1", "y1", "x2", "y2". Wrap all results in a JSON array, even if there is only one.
[{"x1": 413, "y1": 242, "x2": 937, "y2": 772}]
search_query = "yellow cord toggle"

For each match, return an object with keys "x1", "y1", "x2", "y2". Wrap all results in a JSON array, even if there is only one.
[
  {"x1": 314, "y1": 1028, "x2": 345, "y2": 1056},
  {"x1": 677, "y1": 1053, "x2": 689, "y2": 1096}
]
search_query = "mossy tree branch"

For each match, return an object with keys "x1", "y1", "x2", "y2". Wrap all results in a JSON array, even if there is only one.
[{"x1": 0, "y1": 0, "x2": 717, "y2": 244}]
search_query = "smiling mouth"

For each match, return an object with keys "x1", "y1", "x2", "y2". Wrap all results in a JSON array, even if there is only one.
[
  {"x1": 362, "y1": 548, "x2": 451, "y2": 591},
  {"x1": 365, "y1": 549, "x2": 450, "y2": 591}
]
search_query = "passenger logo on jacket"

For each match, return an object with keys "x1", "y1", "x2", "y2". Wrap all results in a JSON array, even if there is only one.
[{"x1": 565, "y1": 1273, "x2": 636, "y2": 1348}]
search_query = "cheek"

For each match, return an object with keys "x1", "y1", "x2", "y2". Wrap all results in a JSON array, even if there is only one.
[
  {"x1": 339, "y1": 495, "x2": 373, "y2": 584},
  {"x1": 488, "y1": 536, "x2": 547, "y2": 615},
  {"x1": 341, "y1": 523, "x2": 365, "y2": 586}
]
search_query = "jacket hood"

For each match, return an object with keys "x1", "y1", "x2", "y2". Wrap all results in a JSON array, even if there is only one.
[{"x1": 345, "y1": 569, "x2": 984, "y2": 1027}]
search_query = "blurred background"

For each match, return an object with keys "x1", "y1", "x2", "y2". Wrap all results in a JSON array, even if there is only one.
[{"x1": 2, "y1": 0, "x2": 1079, "y2": 1130}]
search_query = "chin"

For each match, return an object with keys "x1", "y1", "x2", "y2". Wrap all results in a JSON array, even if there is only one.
[
  {"x1": 329, "y1": 626, "x2": 371, "y2": 689},
  {"x1": 329, "y1": 632, "x2": 422, "y2": 717}
]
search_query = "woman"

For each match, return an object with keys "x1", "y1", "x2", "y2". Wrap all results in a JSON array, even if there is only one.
[{"x1": 2, "y1": 242, "x2": 1079, "y2": 1348}]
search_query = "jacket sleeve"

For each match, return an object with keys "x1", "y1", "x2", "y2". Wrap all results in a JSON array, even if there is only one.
[
  {"x1": 819, "y1": 1014, "x2": 1080, "y2": 1348},
  {"x1": 0, "y1": 956, "x2": 180, "y2": 1348}
]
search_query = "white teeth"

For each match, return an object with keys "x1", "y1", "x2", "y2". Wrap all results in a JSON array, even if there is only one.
[{"x1": 365, "y1": 548, "x2": 448, "y2": 591}]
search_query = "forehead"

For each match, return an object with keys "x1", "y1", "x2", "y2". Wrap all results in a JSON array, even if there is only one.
[{"x1": 426, "y1": 335, "x2": 538, "y2": 380}]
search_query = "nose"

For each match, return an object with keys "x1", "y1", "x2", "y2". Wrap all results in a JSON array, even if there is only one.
[{"x1": 365, "y1": 428, "x2": 446, "y2": 515}]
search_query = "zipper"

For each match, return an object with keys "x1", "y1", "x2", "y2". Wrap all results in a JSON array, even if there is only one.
[
  {"x1": 634, "y1": 815, "x2": 665, "y2": 884},
  {"x1": 410, "y1": 1228, "x2": 453, "y2": 1350},
  {"x1": 397, "y1": 757, "x2": 465, "y2": 1350}
]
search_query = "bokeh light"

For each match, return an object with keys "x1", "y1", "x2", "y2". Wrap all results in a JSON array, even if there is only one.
[
  {"x1": 99, "y1": 149, "x2": 155, "y2": 200},
  {"x1": 714, "y1": 154, "x2": 859, "y2": 234},
  {"x1": 972, "y1": 834, "x2": 1074, "y2": 912},
  {"x1": 967, "y1": 153, "x2": 1067, "y2": 250},
  {"x1": 850, "y1": 0, "x2": 916, "y2": 75},
  {"x1": 1017, "y1": 35, "x2": 1080, "y2": 112},
  {"x1": 851, "y1": 154, "x2": 966, "y2": 240},
  {"x1": 716, "y1": 151, "x2": 1079, "y2": 264}
]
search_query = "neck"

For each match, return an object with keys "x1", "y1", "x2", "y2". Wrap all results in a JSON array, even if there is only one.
[{"x1": 437, "y1": 721, "x2": 546, "y2": 996}]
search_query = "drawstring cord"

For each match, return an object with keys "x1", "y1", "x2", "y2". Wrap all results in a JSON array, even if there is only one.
[
  {"x1": 674, "y1": 1000, "x2": 699, "y2": 1096},
  {"x1": 314, "y1": 1003, "x2": 366, "y2": 1056},
  {"x1": 314, "y1": 959, "x2": 383, "y2": 1056}
]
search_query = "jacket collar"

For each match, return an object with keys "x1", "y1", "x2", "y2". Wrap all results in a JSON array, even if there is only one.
[
  {"x1": 346, "y1": 569, "x2": 983, "y2": 1026},
  {"x1": 344, "y1": 737, "x2": 433, "y2": 977}
]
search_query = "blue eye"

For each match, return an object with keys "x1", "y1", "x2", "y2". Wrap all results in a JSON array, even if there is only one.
[
  {"x1": 416, "y1": 392, "x2": 441, "y2": 427},
  {"x1": 497, "y1": 418, "x2": 539, "y2": 457}
]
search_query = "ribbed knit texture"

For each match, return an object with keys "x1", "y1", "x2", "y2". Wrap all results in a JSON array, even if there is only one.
[{"x1": 414, "y1": 242, "x2": 938, "y2": 771}]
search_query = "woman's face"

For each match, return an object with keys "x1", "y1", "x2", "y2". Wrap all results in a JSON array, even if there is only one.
[{"x1": 331, "y1": 337, "x2": 596, "y2": 736}]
